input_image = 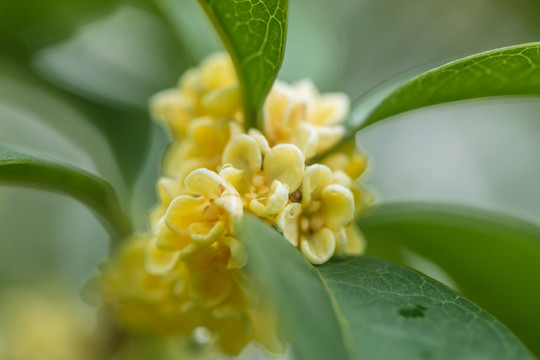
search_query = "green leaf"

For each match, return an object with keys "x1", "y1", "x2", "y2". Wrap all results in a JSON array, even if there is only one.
[
  {"x1": 359, "y1": 202, "x2": 540, "y2": 357},
  {"x1": 198, "y1": 0, "x2": 288, "y2": 129},
  {"x1": 322, "y1": 43, "x2": 540, "y2": 158},
  {"x1": 242, "y1": 215, "x2": 533, "y2": 360},
  {"x1": 0, "y1": 144, "x2": 131, "y2": 240},
  {"x1": 242, "y1": 216, "x2": 351, "y2": 360}
]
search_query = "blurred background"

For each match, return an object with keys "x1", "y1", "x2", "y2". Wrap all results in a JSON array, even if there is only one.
[{"x1": 1, "y1": 0, "x2": 540, "y2": 357}]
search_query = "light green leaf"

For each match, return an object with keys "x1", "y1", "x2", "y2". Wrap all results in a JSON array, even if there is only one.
[
  {"x1": 198, "y1": 0, "x2": 288, "y2": 129},
  {"x1": 0, "y1": 144, "x2": 131, "y2": 240},
  {"x1": 242, "y1": 215, "x2": 533, "y2": 360},
  {"x1": 242, "y1": 216, "x2": 351, "y2": 360},
  {"x1": 360, "y1": 202, "x2": 540, "y2": 357},
  {"x1": 322, "y1": 43, "x2": 540, "y2": 158}
]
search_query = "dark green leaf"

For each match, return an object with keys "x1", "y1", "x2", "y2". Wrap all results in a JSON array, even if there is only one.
[
  {"x1": 242, "y1": 215, "x2": 533, "y2": 360},
  {"x1": 0, "y1": 144, "x2": 131, "y2": 240},
  {"x1": 198, "y1": 0, "x2": 288, "y2": 129},
  {"x1": 360, "y1": 202, "x2": 540, "y2": 357}
]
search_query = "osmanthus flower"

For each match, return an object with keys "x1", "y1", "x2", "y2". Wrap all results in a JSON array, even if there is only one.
[
  {"x1": 263, "y1": 79, "x2": 349, "y2": 159},
  {"x1": 276, "y1": 164, "x2": 358, "y2": 264},
  {"x1": 151, "y1": 52, "x2": 241, "y2": 139},
  {"x1": 220, "y1": 132, "x2": 305, "y2": 219},
  {"x1": 161, "y1": 116, "x2": 243, "y2": 182},
  {"x1": 101, "y1": 236, "x2": 279, "y2": 356},
  {"x1": 146, "y1": 168, "x2": 244, "y2": 275}
]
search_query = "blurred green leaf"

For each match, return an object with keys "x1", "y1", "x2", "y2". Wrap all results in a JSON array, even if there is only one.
[
  {"x1": 242, "y1": 215, "x2": 533, "y2": 360},
  {"x1": 360, "y1": 202, "x2": 540, "y2": 357},
  {"x1": 0, "y1": 58, "x2": 150, "y2": 191},
  {"x1": 198, "y1": 0, "x2": 288, "y2": 129},
  {"x1": 0, "y1": 144, "x2": 131, "y2": 240}
]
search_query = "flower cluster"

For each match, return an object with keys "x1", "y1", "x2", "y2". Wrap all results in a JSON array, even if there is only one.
[{"x1": 100, "y1": 52, "x2": 371, "y2": 355}]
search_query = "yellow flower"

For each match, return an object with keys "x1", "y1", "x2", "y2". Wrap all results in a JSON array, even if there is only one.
[
  {"x1": 263, "y1": 79, "x2": 348, "y2": 158},
  {"x1": 162, "y1": 117, "x2": 242, "y2": 181},
  {"x1": 276, "y1": 164, "x2": 356, "y2": 264},
  {"x1": 151, "y1": 53, "x2": 241, "y2": 140},
  {"x1": 180, "y1": 53, "x2": 240, "y2": 120},
  {"x1": 220, "y1": 133, "x2": 305, "y2": 219},
  {"x1": 146, "y1": 168, "x2": 243, "y2": 275}
]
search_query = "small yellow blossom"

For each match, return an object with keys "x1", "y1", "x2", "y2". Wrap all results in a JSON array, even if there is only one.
[
  {"x1": 162, "y1": 117, "x2": 242, "y2": 181},
  {"x1": 275, "y1": 164, "x2": 356, "y2": 264},
  {"x1": 151, "y1": 53, "x2": 241, "y2": 140},
  {"x1": 263, "y1": 79, "x2": 349, "y2": 158},
  {"x1": 147, "y1": 168, "x2": 243, "y2": 275},
  {"x1": 220, "y1": 133, "x2": 305, "y2": 219}
]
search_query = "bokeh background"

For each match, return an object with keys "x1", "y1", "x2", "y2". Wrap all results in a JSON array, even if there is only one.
[{"x1": 1, "y1": 0, "x2": 540, "y2": 357}]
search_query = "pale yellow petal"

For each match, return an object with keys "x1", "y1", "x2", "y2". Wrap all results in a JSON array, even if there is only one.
[
  {"x1": 165, "y1": 195, "x2": 207, "y2": 237},
  {"x1": 248, "y1": 129, "x2": 271, "y2": 155},
  {"x1": 189, "y1": 220, "x2": 224, "y2": 245},
  {"x1": 275, "y1": 203, "x2": 302, "y2": 247},
  {"x1": 292, "y1": 123, "x2": 318, "y2": 159},
  {"x1": 184, "y1": 168, "x2": 227, "y2": 199},
  {"x1": 201, "y1": 85, "x2": 239, "y2": 117},
  {"x1": 263, "y1": 144, "x2": 305, "y2": 192},
  {"x1": 321, "y1": 184, "x2": 354, "y2": 229},
  {"x1": 300, "y1": 228, "x2": 335, "y2": 264},
  {"x1": 156, "y1": 177, "x2": 182, "y2": 205},
  {"x1": 221, "y1": 236, "x2": 247, "y2": 269},
  {"x1": 344, "y1": 226, "x2": 366, "y2": 255},
  {"x1": 214, "y1": 192, "x2": 244, "y2": 233},
  {"x1": 219, "y1": 165, "x2": 248, "y2": 196},
  {"x1": 301, "y1": 164, "x2": 332, "y2": 208},
  {"x1": 308, "y1": 93, "x2": 349, "y2": 126},
  {"x1": 151, "y1": 89, "x2": 194, "y2": 138},
  {"x1": 199, "y1": 52, "x2": 236, "y2": 90},
  {"x1": 145, "y1": 241, "x2": 180, "y2": 275},
  {"x1": 155, "y1": 218, "x2": 191, "y2": 251},
  {"x1": 333, "y1": 228, "x2": 348, "y2": 255},
  {"x1": 263, "y1": 81, "x2": 295, "y2": 142},
  {"x1": 314, "y1": 124, "x2": 345, "y2": 154},
  {"x1": 249, "y1": 180, "x2": 289, "y2": 217},
  {"x1": 221, "y1": 134, "x2": 262, "y2": 175}
]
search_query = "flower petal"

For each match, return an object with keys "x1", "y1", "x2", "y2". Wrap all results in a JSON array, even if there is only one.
[
  {"x1": 184, "y1": 168, "x2": 227, "y2": 199},
  {"x1": 263, "y1": 144, "x2": 305, "y2": 192},
  {"x1": 301, "y1": 164, "x2": 332, "y2": 208},
  {"x1": 321, "y1": 184, "x2": 355, "y2": 229},
  {"x1": 300, "y1": 228, "x2": 335, "y2": 264},
  {"x1": 145, "y1": 240, "x2": 180, "y2": 275},
  {"x1": 308, "y1": 93, "x2": 349, "y2": 126},
  {"x1": 155, "y1": 218, "x2": 191, "y2": 251},
  {"x1": 165, "y1": 195, "x2": 207, "y2": 237},
  {"x1": 151, "y1": 89, "x2": 194, "y2": 138},
  {"x1": 201, "y1": 85, "x2": 239, "y2": 117},
  {"x1": 221, "y1": 134, "x2": 262, "y2": 175},
  {"x1": 345, "y1": 225, "x2": 366, "y2": 255},
  {"x1": 249, "y1": 180, "x2": 289, "y2": 218},
  {"x1": 221, "y1": 236, "x2": 247, "y2": 269},
  {"x1": 275, "y1": 203, "x2": 302, "y2": 247},
  {"x1": 189, "y1": 220, "x2": 224, "y2": 245},
  {"x1": 156, "y1": 177, "x2": 182, "y2": 205},
  {"x1": 313, "y1": 124, "x2": 345, "y2": 154}
]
